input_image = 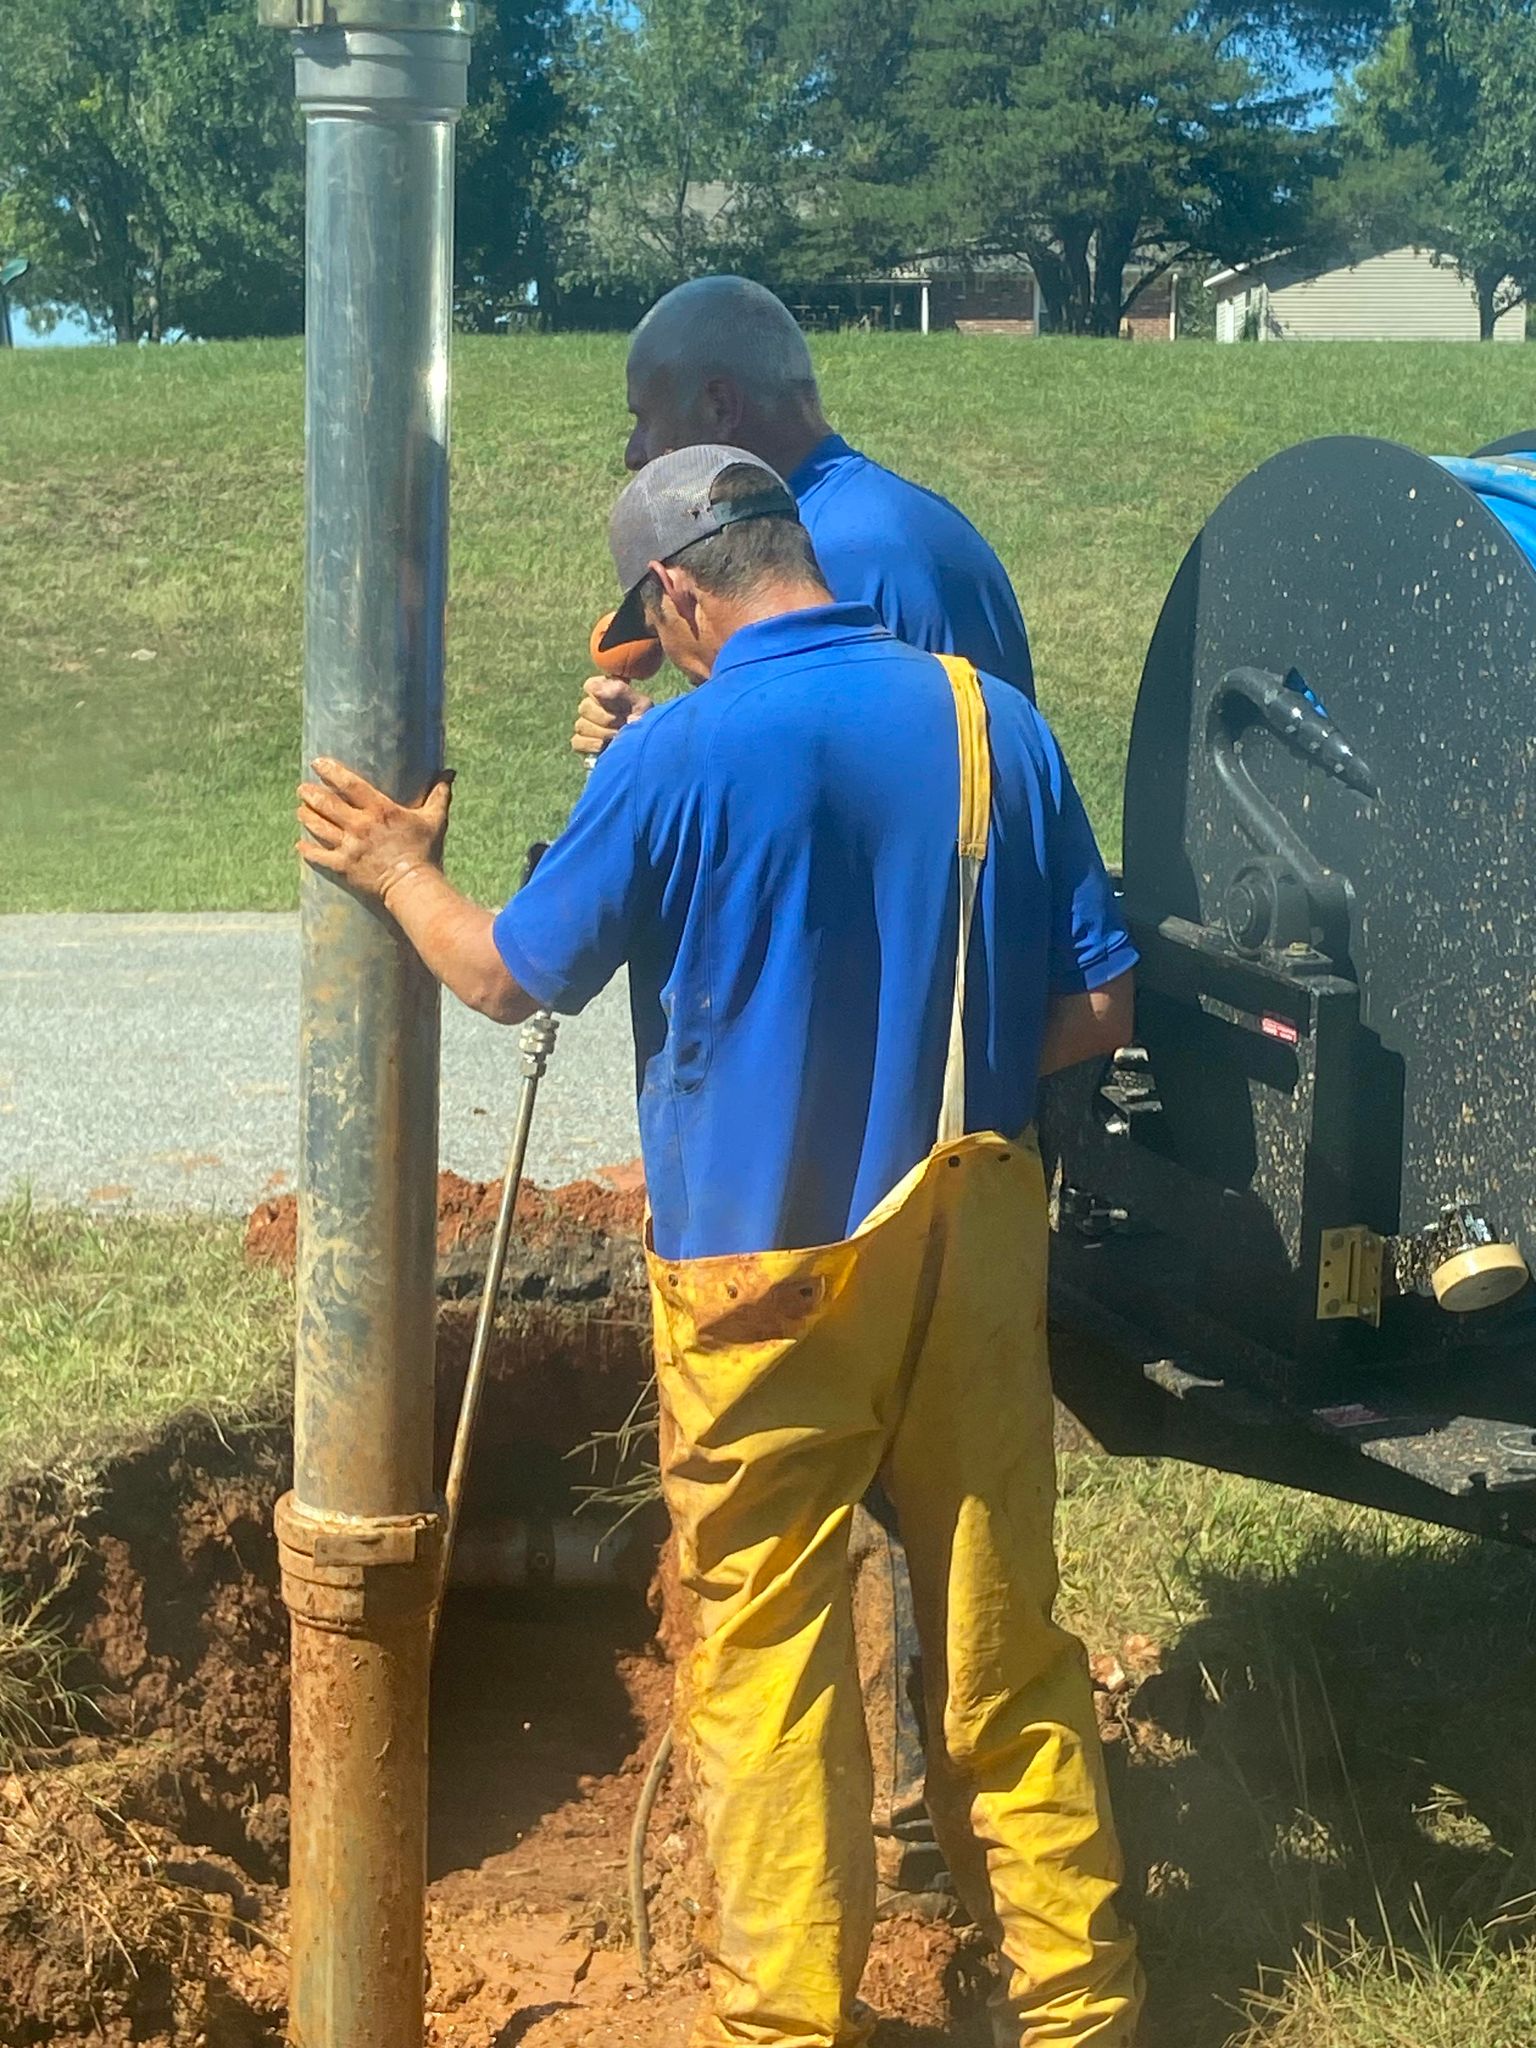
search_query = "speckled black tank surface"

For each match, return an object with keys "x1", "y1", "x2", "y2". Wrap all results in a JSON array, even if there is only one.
[{"x1": 1043, "y1": 434, "x2": 1536, "y2": 1540}]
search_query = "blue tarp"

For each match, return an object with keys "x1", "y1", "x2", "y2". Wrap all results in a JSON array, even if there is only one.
[{"x1": 1434, "y1": 455, "x2": 1536, "y2": 567}]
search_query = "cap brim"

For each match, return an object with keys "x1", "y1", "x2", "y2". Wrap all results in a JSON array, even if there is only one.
[{"x1": 598, "y1": 583, "x2": 657, "y2": 653}]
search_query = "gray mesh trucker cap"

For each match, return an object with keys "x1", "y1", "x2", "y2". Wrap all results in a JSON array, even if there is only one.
[{"x1": 600, "y1": 444, "x2": 799, "y2": 650}]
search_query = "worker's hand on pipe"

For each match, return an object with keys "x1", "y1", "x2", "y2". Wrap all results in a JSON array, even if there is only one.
[
  {"x1": 296, "y1": 758, "x2": 453, "y2": 906},
  {"x1": 572, "y1": 675, "x2": 654, "y2": 758}
]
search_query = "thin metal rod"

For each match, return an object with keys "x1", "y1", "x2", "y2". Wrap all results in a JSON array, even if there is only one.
[
  {"x1": 433, "y1": 1009, "x2": 556, "y2": 1643},
  {"x1": 431, "y1": 790, "x2": 585, "y2": 1639}
]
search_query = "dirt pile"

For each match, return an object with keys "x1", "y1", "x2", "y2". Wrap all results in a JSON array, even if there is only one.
[
  {"x1": 248, "y1": 1164, "x2": 657, "y2": 1531},
  {"x1": 0, "y1": 1422, "x2": 292, "y2": 1877},
  {"x1": 244, "y1": 1162, "x2": 648, "y2": 1276},
  {"x1": 0, "y1": 1420, "x2": 291, "y2": 2045},
  {"x1": 0, "y1": 1767, "x2": 279, "y2": 2045}
]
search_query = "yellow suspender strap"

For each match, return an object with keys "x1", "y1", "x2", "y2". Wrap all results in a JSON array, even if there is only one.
[{"x1": 935, "y1": 655, "x2": 991, "y2": 1147}]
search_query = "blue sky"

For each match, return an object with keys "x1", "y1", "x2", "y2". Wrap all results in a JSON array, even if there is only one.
[{"x1": 14, "y1": 307, "x2": 97, "y2": 348}]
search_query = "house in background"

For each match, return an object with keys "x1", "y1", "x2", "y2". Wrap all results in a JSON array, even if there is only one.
[
  {"x1": 1208, "y1": 245, "x2": 1526, "y2": 342},
  {"x1": 792, "y1": 256, "x2": 1181, "y2": 337}
]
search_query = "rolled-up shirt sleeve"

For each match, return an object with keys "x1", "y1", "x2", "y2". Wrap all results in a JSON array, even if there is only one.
[
  {"x1": 1045, "y1": 748, "x2": 1138, "y2": 996},
  {"x1": 492, "y1": 729, "x2": 656, "y2": 1015}
]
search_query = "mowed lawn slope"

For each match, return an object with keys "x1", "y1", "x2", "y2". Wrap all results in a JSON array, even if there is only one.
[{"x1": 4, "y1": 333, "x2": 1536, "y2": 911}]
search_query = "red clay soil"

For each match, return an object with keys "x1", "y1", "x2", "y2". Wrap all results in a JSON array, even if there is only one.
[
  {"x1": 245, "y1": 1163, "x2": 648, "y2": 1273},
  {"x1": 0, "y1": 1386, "x2": 991, "y2": 2047},
  {"x1": 199, "y1": 1584, "x2": 992, "y2": 2048},
  {"x1": 419, "y1": 1581, "x2": 995, "y2": 2048}
]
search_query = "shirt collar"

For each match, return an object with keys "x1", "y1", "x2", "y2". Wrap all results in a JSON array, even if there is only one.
[
  {"x1": 786, "y1": 432, "x2": 855, "y2": 500},
  {"x1": 711, "y1": 601, "x2": 889, "y2": 683}
]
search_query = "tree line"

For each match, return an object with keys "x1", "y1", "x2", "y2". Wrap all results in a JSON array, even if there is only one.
[{"x1": 2, "y1": 0, "x2": 1533, "y2": 343}]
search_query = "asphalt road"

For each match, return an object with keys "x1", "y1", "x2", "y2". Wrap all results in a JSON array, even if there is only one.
[{"x1": 0, "y1": 914, "x2": 640, "y2": 1216}]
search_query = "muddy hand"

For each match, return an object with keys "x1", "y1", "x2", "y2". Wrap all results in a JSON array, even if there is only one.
[{"x1": 297, "y1": 758, "x2": 453, "y2": 905}]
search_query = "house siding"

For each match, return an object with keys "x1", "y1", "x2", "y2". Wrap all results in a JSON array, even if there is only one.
[{"x1": 1213, "y1": 247, "x2": 1524, "y2": 342}]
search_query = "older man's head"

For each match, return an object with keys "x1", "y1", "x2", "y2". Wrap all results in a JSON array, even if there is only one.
[{"x1": 625, "y1": 277, "x2": 830, "y2": 478}]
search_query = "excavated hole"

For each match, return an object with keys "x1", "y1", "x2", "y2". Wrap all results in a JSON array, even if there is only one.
[{"x1": 0, "y1": 1179, "x2": 993, "y2": 2046}]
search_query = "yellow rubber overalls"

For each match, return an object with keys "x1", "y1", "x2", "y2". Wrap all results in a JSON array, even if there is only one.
[{"x1": 648, "y1": 657, "x2": 1144, "y2": 2048}]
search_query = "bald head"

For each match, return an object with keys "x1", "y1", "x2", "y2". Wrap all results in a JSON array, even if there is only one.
[
  {"x1": 624, "y1": 276, "x2": 831, "y2": 479},
  {"x1": 632, "y1": 277, "x2": 816, "y2": 396}
]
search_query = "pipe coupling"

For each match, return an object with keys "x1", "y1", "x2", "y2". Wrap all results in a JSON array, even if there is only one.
[
  {"x1": 519, "y1": 1011, "x2": 559, "y2": 1079},
  {"x1": 260, "y1": 0, "x2": 475, "y2": 31},
  {"x1": 276, "y1": 1491, "x2": 444, "y2": 1636}
]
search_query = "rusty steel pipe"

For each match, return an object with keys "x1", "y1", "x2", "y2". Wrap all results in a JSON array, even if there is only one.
[{"x1": 261, "y1": 5, "x2": 473, "y2": 2045}]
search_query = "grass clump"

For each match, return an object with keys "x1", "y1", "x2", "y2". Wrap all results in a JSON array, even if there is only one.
[
  {"x1": 1237, "y1": 1920, "x2": 1536, "y2": 2047},
  {"x1": 0, "y1": 1196, "x2": 290, "y2": 1487},
  {"x1": 0, "y1": 1590, "x2": 78, "y2": 1768},
  {"x1": 0, "y1": 1766, "x2": 271, "y2": 2039}
]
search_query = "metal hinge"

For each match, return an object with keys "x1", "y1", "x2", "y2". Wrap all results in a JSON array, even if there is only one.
[
  {"x1": 1098, "y1": 1044, "x2": 1162, "y2": 1138},
  {"x1": 1317, "y1": 1225, "x2": 1384, "y2": 1329}
]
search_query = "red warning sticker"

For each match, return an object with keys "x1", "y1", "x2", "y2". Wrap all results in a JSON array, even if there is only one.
[{"x1": 1261, "y1": 1015, "x2": 1301, "y2": 1044}]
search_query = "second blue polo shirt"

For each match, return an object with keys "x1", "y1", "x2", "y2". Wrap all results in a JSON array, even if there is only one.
[{"x1": 787, "y1": 435, "x2": 1036, "y2": 698}]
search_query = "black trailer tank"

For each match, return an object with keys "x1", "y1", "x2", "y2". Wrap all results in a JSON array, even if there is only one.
[{"x1": 1044, "y1": 435, "x2": 1536, "y2": 1539}]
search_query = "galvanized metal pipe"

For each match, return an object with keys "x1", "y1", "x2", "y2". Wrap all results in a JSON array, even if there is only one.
[
  {"x1": 295, "y1": 31, "x2": 459, "y2": 1520},
  {"x1": 262, "y1": 7, "x2": 473, "y2": 2045}
]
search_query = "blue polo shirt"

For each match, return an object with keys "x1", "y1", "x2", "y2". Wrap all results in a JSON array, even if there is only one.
[
  {"x1": 494, "y1": 605, "x2": 1132, "y2": 1261},
  {"x1": 789, "y1": 435, "x2": 1036, "y2": 698}
]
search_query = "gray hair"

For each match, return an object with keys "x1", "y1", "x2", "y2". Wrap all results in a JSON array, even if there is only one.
[{"x1": 630, "y1": 276, "x2": 817, "y2": 400}]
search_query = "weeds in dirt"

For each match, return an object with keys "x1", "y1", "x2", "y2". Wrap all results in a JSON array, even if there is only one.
[
  {"x1": 0, "y1": 1765, "x2": 275, "y2": 2037},
  {"x1": 567, "y1": 1377, "x2": 661, "y2": 1542},
  {"x1": 1235, "y1": 1917, "x2": 1536, "y2": 2047},
  {"x1": 0, "y1": 1586, "x2": 81, "y2": 1766},
  {"x1": 0, "y1": 1195, "x2": 290, "y2": 1485}
]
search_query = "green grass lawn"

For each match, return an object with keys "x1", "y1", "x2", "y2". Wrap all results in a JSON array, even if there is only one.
[
  {"x1": 0, "y1": 1197, "x2": 289, "y2": 1482},
  {"x1": 1056, "y1": 1452, "x2": 1536, "y2": 2047},
  {"x1": 4, "y1": 334, "x2": 1535, "y2": 911}
]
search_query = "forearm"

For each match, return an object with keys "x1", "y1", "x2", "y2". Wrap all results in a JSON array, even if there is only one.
[
  {"x1": 382, "y1": 864, "x2": 537, "y2": 1025},
  {"x1": 1039, "y1": 970, "x2": 1135, "y2": 1076}
]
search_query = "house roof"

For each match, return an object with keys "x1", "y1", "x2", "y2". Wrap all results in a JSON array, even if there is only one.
[
  {"x1": 1205, "y1": 253, "x2": 1292, "y2": 290},
  {"x1": 880, "y1": 252, "x2": 1178, "y2": 285},
  {"x1": 1206, "y1": 244, "x2": 1445, "y2": 291}
]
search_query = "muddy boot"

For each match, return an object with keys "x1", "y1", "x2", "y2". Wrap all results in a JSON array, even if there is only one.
[{"x1": 850, "y1": 1487, "x2": 964, "y2": 1923}]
